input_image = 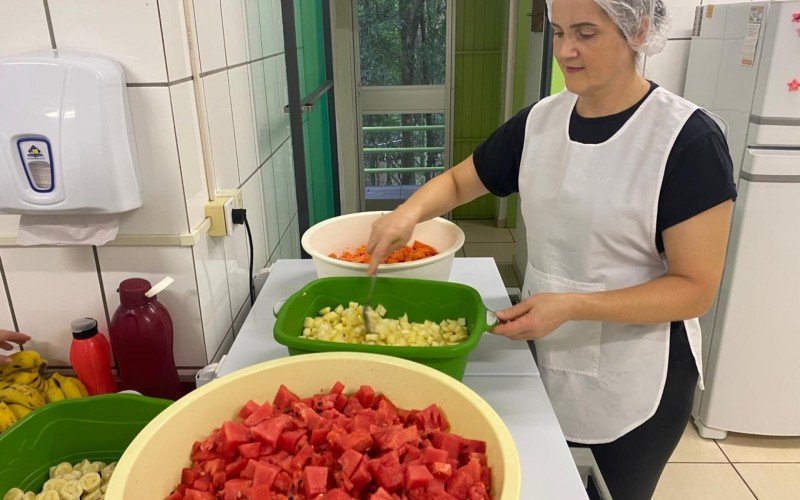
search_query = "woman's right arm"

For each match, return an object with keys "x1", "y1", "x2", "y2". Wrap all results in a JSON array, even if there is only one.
[{"x1": 366, "y1": 155, "x2": 489, "y2": 274}]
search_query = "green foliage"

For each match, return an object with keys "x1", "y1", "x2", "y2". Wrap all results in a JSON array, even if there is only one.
[
  {"x1": 358, "y1": 0, "x2": 447, "y2": 189},
  {"x1": 358, "y1": 0, "x2": 446, "y2": 87}
]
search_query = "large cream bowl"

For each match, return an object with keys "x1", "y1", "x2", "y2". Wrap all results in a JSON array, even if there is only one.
[{"x1": 107, "y1": 353, "x2": 521, "y2": 499}]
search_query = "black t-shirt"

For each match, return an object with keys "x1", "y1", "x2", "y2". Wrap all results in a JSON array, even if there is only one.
[
  {"x1": 473, "y1": 82, "x2": 737, "y2": 253},
  {"x1": 474, "y1": 82, "x2": 737, "y2": 346}
]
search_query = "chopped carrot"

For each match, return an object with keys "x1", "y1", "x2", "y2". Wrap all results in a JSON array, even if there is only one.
[{"x1": 329, "y1": 240, "x2": 438, "y2": 264}]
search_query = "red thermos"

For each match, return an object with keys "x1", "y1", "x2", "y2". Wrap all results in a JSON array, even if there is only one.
[
  {"x1": 69, "y1": 318, "x2": 118, "y2": 395},
  {"x1": 109, "y1": 277, "x2": 182, "y2": 400}
]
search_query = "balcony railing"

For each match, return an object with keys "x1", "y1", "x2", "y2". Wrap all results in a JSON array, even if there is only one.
[{"x1": 362, "y1": 124, "x2": 445, "y2": 180}]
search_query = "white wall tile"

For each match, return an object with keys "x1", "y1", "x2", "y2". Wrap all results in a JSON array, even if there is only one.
[
  {"x1": 275, "y1": 56, "x2": 291, "y2": 144},
  {"x1": 268, "y1": 248, "x2": 278, "y2": 267},
  {"x1": 253, "y1": 263, "x2": 268, "y2": 292},
  {"x1": 221, "y1": 0, "x2": 248, "y2": 66},
  {"x1": 229, "y1": 65, "x2": 259, "y2": 184},
  {"x1": 260, "y1": 157, "x2": 280, "y2": 257},
  {"x1": 170, "y1": 82, "x2": 209, "y2": 228},
  {"x1": 0, "y1": 247, "x2": 105, "y2": 366},
  {"x1": 203, "y1": 72, "x2": 240, "y2": 190},
  {"x1": 0, "y1": 0, "x2": 51, "y2": 57},
  {"x1": 243, "y1": 0, "x2": 263, "y2": 60},
  {"x1": 259, "y1": 0, "x2": 277, "y2": 56},
  {"x1": 284, "y1": 143, "x2": 297, "y2": 216},
  {"x1": 192, "y1": 0, "x2": 227, "y2": 72},
  {"x1": 49, "y1": 0, "x2": 168, "y2": 83},
  {"x1": 271, "y1": 0, "x2": 284, "y2": 54},
  {"x1": 0, "y1": 216, "x2": 19, "y2": 236},
  {"x1": 289, "y1": 215, "x2": 300, "y2": 258},
  {"x1": 0, "y1": 259, "x2": 15, "y2": 332},
  {"x1": 158, "y1": 0, "x2": 193, "y2": 81},
  {"x1": 264, "y1": 57, "x2": 284, "y2": 155},
  {"x1": 97, "y1": 246, "x2": 207, "y2": 367},
  {"x1": 192, "y1": 233, "x2": 232, "y2": 361},
  {"x1": 211, "y1": 327, "x2": 234, "y2": 362},
  {"x1": 122, "y1": 87, "x2": 190, "y2": 234},
  {"x1": 645, "y1": 39, "x2": 691, "y2": 96},
  {"x1": 250, "y1": 60, "x2": 272, "y2": 165},
  {"x1": 666, "y1": 0, "x2": 702, "y2": 38},
  {"x1": 278, "y1": 228, "x2": 292, "y2": 259},
  {"x1": 242, "y1": 173, "x2": 268, "y2": 271},
  {"x1": 232, "y1": 296, "x2": 251, "y2": 335},
  {"x1": 223, "y1": 224, "x2": 250, "y2": 318},
  {"x1": 272, "y1": 143, "x2": 290, "y2": 235}
]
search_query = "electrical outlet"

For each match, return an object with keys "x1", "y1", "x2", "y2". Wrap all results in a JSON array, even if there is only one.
[
  {"x1": 205, "y1": 196, "x2": 235, "y2": 237},
  {"x1": 217, "y1": 188, "x2": 243, "y2": 209}
]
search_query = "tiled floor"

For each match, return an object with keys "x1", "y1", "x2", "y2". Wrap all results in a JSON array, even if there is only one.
[
  {"x1": 653, "y1": 423, "x2": 800, "y2": 499},
  {"x1": 456, "y1": 219, "x2": 520, "y2": 288}
]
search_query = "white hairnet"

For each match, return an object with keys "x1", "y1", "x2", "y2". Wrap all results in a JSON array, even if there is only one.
[{"x1": 546, "y1": 0, "x2": 672, "y2": 56}]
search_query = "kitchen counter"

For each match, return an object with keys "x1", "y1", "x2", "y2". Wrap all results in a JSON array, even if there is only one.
[{"x1": 218, "y1": 258, "x2": 587, "y2": 499}]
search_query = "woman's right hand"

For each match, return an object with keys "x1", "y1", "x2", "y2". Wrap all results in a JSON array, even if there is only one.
[
  {"x1": 365, "y1": 208, "x2": 419, "y2": 275},
  {"x1": 364, "y1": 155, "x2": 489, "y2": 275}
]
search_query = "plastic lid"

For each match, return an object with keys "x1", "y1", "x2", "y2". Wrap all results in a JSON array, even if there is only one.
[
  {"x1": 71, "y1": 318, "x2": 98, "y2": 340},
  {"x1": 118, "y1": 278, "x2": 152, "y2": 306}
]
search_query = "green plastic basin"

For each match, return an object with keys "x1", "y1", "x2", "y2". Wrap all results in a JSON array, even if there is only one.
[
  {"x1": 273, "y1": 277, "x2": 492, "y2": 380},
  {"x1": 0, "y1": 393, "x2": 171, "y2": 493}
]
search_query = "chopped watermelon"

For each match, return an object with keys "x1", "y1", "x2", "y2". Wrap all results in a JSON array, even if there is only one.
[
  {"x1": 251, "y1": 415, "x2": 289, "y2": 447},
  {"x1": 303, "y1": 466, "x2": 329, "y2": 496},
  {"x1": 277, "y1": 429, "x2": 305, "y2": 452},
  {"x1": 370, "y1": 487, "x2": 395, "y2": 500},
  {"x1": 432, "y1": 432, "x2": 464, "y2": 460},
  {"x1": 244, "y1": 484, "x2": 272, "y2": 499},
  {"x1": 338, "y1": 449, "x2": 363, "y2": 479},
  {"x1": 166, "y1": 384, "x2": 493, "y2": 500},
  {"x1": 423, "y1": 447, "x2": 450, "y2": 464},
  {"x1": 243, "y1": 401, "x2": 275, "y2": 427},
  {"x1": 238, "y1": 441, "x2": 261, "y2": 459},
  {"x1": 273, "y1": 385, "x2": 300, "y2": 411},
  {"x1": 405, "y1": 464, "x2": 435, "y2": 490},
  {"x1": 183, "y1": 489, "x2": 214, "y2": 500},
  {"x1": 237, "y1": 400, "x2": 260, "y2": 420},
  {"x1": 355, "y1": 385, "x2": 376, "y2": 408},
  {"x1": 253, "y1": 461, "x2": 280, "y2": 488}
]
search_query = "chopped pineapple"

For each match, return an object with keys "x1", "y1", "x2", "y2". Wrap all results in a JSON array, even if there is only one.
[{"x1": 301, "y1": 303, "x2": 468, "y2": 347}]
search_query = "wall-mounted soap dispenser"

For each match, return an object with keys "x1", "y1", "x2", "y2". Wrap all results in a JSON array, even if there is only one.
[{"x1": 0, "y1": 50, "x2": 142, "y2": 215}]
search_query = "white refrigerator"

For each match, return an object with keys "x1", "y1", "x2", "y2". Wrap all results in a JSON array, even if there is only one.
[{"x1": 684, "y1": 0, "x2": 800, "y2": 439}]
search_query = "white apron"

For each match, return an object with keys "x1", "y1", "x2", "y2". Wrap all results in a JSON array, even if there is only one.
[{"x1": 519, "y1": 87, "x2": 706, "y2": 444}]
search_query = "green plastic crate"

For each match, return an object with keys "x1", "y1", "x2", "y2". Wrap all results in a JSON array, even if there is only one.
[
  {"x1": 0, "y1": 393, "x2": 171, "y2": 493},
  {"x1": 273, "y1": 277, "x2": 493, "y2": 380}
]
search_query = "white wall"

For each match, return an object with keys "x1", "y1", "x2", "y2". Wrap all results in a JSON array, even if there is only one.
[
  {"x1": 0, "y1": 0, "x2": 300, "y2": 370},
  {"x1": 644, "y1": 0, "x2": 764, "y2": 97}
]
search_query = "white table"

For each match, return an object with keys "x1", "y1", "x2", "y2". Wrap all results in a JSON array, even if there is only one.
[{"x1": 218, "y1": 258, "x2": 587, "y2": 499}]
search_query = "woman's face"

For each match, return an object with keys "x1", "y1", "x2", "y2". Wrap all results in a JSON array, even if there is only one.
[{"x1": 550, "y1": 0, "x2": 636, "y2": 96}]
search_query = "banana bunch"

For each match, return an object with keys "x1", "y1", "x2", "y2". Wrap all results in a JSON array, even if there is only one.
[
  {"x1": 0, "y1": 351, "x2": 90, "y2": 434},
  {"x1": 3, "y1": 459, "x2": 116, "y2": 500}
]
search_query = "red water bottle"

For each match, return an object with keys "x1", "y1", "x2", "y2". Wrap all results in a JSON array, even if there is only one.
[
  {"x1": 69, "y1": 318, "x2": 118, "y2": 395},
  {"x1": 109, "y1": 277, "x2": 182, "y2": 400}
]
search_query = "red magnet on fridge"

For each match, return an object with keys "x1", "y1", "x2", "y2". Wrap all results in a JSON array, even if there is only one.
[
  {"x1": 792, "y1": 12, "x2": 800, "y2": 23},
  {"x1": 789, "y1": 79, "x2": 800, "y2": 92}
]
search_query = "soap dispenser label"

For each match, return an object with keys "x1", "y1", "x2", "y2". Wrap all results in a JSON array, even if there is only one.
[{"x1": 16, "y1": 137, "x2": 54, "y2": 192}]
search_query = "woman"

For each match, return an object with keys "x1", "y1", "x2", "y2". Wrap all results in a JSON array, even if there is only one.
[{"x1": 366, "y1": 0, "x2": 736, "y2": 497}]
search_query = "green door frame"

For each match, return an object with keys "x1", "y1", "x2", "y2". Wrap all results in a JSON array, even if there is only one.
[{"x1": 281, "y1": 0, "x2": 341, "y2": 254}]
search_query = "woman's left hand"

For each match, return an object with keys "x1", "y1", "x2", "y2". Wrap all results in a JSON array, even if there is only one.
[{"x1": 491, "y1": 293, "x2": 576, "y2": 340}]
